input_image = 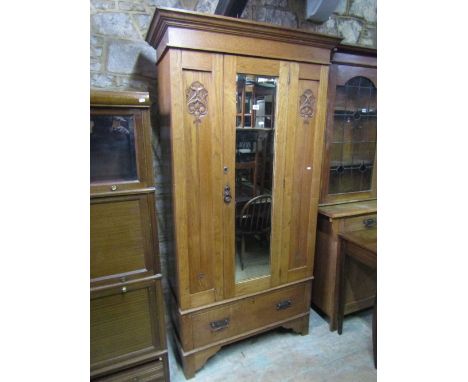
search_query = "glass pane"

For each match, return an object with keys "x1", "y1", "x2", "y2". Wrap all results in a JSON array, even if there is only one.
[
  {"x1": 329, "y1": 76, "x2": 376, "y2": 195},
  {"x1": 90, "y1": 114, "x2": 137, "y2": 184},
  {"x1": 235, "y1": 74, "x2": 277, "y2": 283}
]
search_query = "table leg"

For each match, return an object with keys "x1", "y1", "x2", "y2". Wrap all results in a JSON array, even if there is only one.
[{"x1": 337, "y1": 240, "x2": 347, "y2": 335}]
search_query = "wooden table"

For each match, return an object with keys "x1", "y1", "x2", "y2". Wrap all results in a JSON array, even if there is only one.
[{"x1": 337, "y1": 228, "x2": 377, "y2": 367}]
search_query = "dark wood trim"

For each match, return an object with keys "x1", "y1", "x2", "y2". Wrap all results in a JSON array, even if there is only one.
[
  {"x1": 91, "y1": 90, "x2": 150, "y2": 107},
  {"x1": 215, "y1": 0, "x2": 249, "y2": 17},
  {"x1": 332, "y1": 44, "x2": 377, "y2": 67}
]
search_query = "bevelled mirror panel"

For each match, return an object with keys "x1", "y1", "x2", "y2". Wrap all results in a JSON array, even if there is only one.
[{"x1": 235, "y1": 74, "x2": 277, "y2": 283}]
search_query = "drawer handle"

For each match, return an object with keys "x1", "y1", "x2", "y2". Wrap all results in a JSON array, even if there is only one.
[
  {"x1": 210, "y1": 318, "x2": 230, "y2": 332},
  {"x1": 363, "y1": 218, "x2": 376, "y2": 228},
  {"x1": 276, "y1": 299, "x2": 292, "y2": 310},
  {"x1": 121, "y1": 286, "x2": 127, "y2": 293}
]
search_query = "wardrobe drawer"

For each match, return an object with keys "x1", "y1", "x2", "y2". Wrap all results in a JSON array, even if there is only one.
[
  {"x1": 191, "y1": 281, "x2": 310, "y2": 348},
  {"x1": 93, "y1": 356, "x2": 168, "y2": 382},
  {"x1": 91, "y1": 193, "x2": 159, "y2": 286},
  {"x1": 91, "y1": 276, "x2": 166, "y2": 378},
  {"x1": 343, "y1": 213, "x2": 377, "y2": 232}
]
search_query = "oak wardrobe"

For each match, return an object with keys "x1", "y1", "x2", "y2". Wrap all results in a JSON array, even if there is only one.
[{"x1": 146, "y1": 8, "x2": 340, "y2": 378}]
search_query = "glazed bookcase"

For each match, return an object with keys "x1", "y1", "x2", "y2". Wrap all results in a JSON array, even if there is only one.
[
  {"x1": 312, "y1": 45, "x2": 377, "y2": 331},
  {"x1": 90, "y1": 91, "x2": 169, "y2": 381}
]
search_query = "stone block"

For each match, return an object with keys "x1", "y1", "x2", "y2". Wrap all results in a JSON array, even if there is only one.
[
  {"x1": 118, "y1": 1, "x2": 146, "y2": 11},
  {"x1": 114, "y1": 75, "x2": 150, "y2": 91},
  {"x1": 195, "y1": 0, "x2": 218, "y2": 14},
  {"x1": 146, "y1": 0, "x2": 181, "y2": 7},
  {"x1": 91, "y1": 73, "x2": 115, "y2": 88},
  {"x1": 107, "y1": 39, "x2": 156, "y2": 77},
  {"x1": 312, "y1": 15, "x2": 339, "y2": 36},
  {"x1": 91, "y1": 35, "x2": 103, "y2": 47},
  {"x1": 254, "y1": 7, "x2": 297, "y2": 28},
  {"x1": 91, "y1": 0, "x2": 116, "y2": 10},
  {"x1": 134, "y1": 13, "x2": 151, "y2": 31},
  {"x1": 337, "y1": 17, "x2": 363, "y2": 44},
  {"x1": 90, "y1": 59, "x2": 102, "y2": 72},
  {"x1": 90, "y1": 35, "x2": 104, "y2": 58},
  {"x1": 91, "y1": 12, "x2": 140, "y2": 39},
  {"x1": 358, "y1": 26, "x2": 376, "y2": 47},
  {"x1": 349, "y1": 0, "x2": 376, "y2": 23},
  {"x1": 259, "y1": 0, "x2": 288, "y2": 7},
  {"x1": 91, "y1": 45, "x2": 103, "y2": 58}
]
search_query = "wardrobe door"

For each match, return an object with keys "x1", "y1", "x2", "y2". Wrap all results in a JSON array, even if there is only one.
[
  {"x1": 279, "y1": 63, "x2": 329, "y2": 284},
  {"x1": 169, "y1": 50, "x2": 225, "y2": 309},
  {"x1": 223, "y1": 55, "x2": 290, "y2": 298}
]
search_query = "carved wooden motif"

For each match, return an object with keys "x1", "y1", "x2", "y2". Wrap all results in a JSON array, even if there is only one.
[
  {"x1": 186, "y1": 81, "x2": 208, "y2": 125},
  {"x1": 299, "y1": 89, "x2": 315, "y2": 122}
]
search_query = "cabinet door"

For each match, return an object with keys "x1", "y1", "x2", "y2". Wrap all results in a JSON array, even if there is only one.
[
  {"x1": 90, "y1": 108, "x2": 153, "y2": 195},
  {"x1": 320, "y1": 65, "x2": 377, "y2": 204},
  {"x1": 90, "y1": 276, "x2": 166, "y2": 378},
  {"x1": 90, "y1": 193, "x2": 159, "y2": 287},
  {"x1": 222, "y1": 57, "x2": 328, "y2": 296},
  {"x1": 169, "y1": 50, "x2": 225, "y2": 309},
  {"x1": 279, "y1": 63, "x2": 330, "y2": 284}
]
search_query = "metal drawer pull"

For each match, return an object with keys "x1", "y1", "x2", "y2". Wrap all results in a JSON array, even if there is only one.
[
  {"x1": 363, "y1": 218, "x2": 376, "y2": 228},
  {"x1": 276, "y1": 299, "x2": 292, "y2": 310},
  {"x1": 121, "y1": 286, "x2": 127, "y2": 293},
  {"x1": 210, "y1": 318, "x2": 230, "y2": 332},
  {"x1": 110, "y1": 185, "x2": 117, "y2": 191}
]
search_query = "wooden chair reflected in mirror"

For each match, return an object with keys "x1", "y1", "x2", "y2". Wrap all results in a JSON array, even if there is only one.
[
  {"x1": 236, "y1": 194, "x2": 272, "y2": 275},
  {"x1": 235, "y1": 131, "x2": 272, "y2": 200}
]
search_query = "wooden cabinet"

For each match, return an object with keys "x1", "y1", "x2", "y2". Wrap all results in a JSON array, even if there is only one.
[
  {"x1": 312, "y1": 200, "x2": 377, "y2": 331},
  {"x1": 90, "y1": 91, "x2": 169, "y2": 381},
  {"x1": 311, "y1": 45, "x2": 377, "y2": 331},
  {"x1": 320, "y1": 46, "x2": 377, "y2": 205},
  {"x1": 146, "y1": 8, "x2": 340, "y2": 379},
  {"x1": 91, "y1": 91, "x2": 154, "y2": 196}
]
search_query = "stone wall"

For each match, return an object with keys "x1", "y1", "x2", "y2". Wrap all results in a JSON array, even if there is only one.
[
  {"x1": 90, "y1": 0, "x2": 376, "y2": 91},
  {"x1": 242, "y1": 0, "x2": 376, "y2": 47}
]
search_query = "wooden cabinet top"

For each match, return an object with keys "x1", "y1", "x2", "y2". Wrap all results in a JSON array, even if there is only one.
[
  {"x1": 331, "y1": 44, "x2": 377, "y2": 68},
  {"x1": 91, "y1": 90, "x2": 150, "y2": 108},
  {"x1": 318, "y1": 200, "x2": 377, "y2": 219},
  {"x1": 146, "y1": 7, "x2": 342, "y2": 65}
]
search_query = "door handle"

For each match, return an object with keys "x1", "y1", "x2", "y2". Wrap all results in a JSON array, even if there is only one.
[{"x1": 224, "y1": 185, "x2": 232, "y2": 204}]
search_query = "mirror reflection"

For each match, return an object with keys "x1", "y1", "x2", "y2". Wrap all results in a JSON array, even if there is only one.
[
  {"x1": 235, "y1": 74, "x2": 277, "y2": 283},
  {"x1": 90, "y1": 114, "x2": 137, "y2": 184}
]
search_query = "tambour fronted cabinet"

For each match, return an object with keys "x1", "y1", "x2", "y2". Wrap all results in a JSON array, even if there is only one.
[
  {"x1": 146, "y1": 8, "x2": 341, "y2": 378},
  {"x1": 312, "y1": 45, "x2": 377, "y2": 331},
  {"x1": 90, "y1": 91, "x2": 169, "y2": 381}
]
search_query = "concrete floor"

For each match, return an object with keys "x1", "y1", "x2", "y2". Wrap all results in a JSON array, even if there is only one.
[{"x1": 168, "y1": 308, "x2": 376, "y2": 382}]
